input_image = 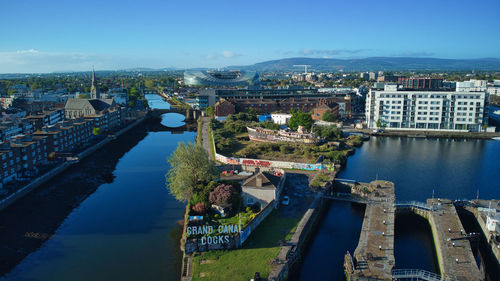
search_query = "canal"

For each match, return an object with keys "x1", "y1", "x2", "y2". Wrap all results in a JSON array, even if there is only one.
[
  {"x1": 0, "y1": 95, "x2": 192, "y2": 281},
  {"x1": 2, "y1": 97, "x2": 500, "y2": 280},
  {"x1": 299, "y1": 136, "x2": 500, "y2": 280}
]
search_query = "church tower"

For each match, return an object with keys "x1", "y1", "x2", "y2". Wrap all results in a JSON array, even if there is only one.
[{"x1": 90, "y1": 68, "x2": 99, "y2": 99}]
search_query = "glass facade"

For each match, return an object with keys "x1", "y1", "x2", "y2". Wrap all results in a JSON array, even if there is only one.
[{"x1": 184, "y1": 70, "x2": 260, "y2": 87}]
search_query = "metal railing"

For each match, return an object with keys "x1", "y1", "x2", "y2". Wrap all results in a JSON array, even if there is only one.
[
  {"x1": 391, "y1": 269, "x2": 446, "y2": 281},
  {"x1": 333, "y1": 178, "x2": 357, "y2": 183},
  {"x1": 395, "y1": 201, "x2": 431, "y2": 211},
  {"x1": 322, "y1": 192, "x2": 372, "y2": 204}
]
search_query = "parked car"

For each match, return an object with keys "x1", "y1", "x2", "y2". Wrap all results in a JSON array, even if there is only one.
[{"x1": 281, "y1": 196, "x2": 290, "y2": 206}]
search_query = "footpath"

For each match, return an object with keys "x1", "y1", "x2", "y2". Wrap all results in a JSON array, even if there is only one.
[{"x1": 200, "y1": 117, "x2": 213, "y2": 160}]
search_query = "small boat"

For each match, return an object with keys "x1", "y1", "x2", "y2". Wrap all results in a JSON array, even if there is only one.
[
  {"x1": 408, "y1": 134, "x2": 426, "y2": 138},
  {"x1": 492, "y1": 137, "x2": 500, "y2": 141}
]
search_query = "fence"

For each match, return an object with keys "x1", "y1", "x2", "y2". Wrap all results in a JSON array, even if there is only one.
[
  {"x1": 184, "y1": 199, "x2": 275, "y2": 254},
  {"x1": 391, "y1": 269, "x2": 448, "y2": 281}
]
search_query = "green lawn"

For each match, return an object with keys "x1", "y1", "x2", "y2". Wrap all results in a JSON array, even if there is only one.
[
  {"x1": 192, "y1": 211, "x2": 300, "y2": 281},
  {"x1": 216, "y1": 211, "x2": 254, "y2": 228}
]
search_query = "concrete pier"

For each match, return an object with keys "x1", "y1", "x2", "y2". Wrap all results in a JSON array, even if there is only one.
[
  {"x1": 427, "y1": 199, "x2": 482, "y2": 281},
  {"x1": 345, "y1": 180, "x2": 395, "y2": 280},
  {"x1": 466, "y1": 199, "x2": 500, "y2": 269}
]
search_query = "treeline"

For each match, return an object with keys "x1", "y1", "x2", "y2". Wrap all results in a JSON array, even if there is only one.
[{"x1": 0, "y1": 71, "x2": 183, "y2": 95}]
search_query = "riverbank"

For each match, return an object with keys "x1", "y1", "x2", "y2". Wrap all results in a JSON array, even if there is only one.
[
  {"x1": 268, "y1": 194, "x2": 329, "y2": 281},
  {"x1": 349, "y1": 128, "x2": 500, "y2": 139},
  {"x1": 189, "y1": 173, "x2": 315, "y2": 281},
  {"x1": 0, "y1": 117, "x2": 150, "y2": 276}
]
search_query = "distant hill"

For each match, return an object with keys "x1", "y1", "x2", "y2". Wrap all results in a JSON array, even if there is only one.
[{"x1": 229, "y1": 57, "x2": 500, "y2": 72}]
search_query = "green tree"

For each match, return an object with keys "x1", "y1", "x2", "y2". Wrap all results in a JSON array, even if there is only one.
[
  {"x1": 206, "y1": 106, "x2": 214, "y2": 117},
  {"x1": 313, "y1": 125, "x2": 342, "y2": 140},
  {"x1": 78, "y1": 94, "x2": 90, "y2": 99},
  {"x1": 145, "y1": 78, "x2": 154, "y2": 89},
  {"x1": 166, "y1": 142, "x2": 218, "y2": 202},
  {"x1": 260, "y1": 121, "x2": 281, "y2": 131},
  {"x1": 288, "y1": 109, "x2": 313, "y2": 131},
  {"x1": 321, "y1": 111, "x2": 338, "y2": 122}
]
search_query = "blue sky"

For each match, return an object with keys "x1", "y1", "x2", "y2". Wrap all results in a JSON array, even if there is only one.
[{"x1": 1, "y1": 0, "x2": 499, "y2": 73}]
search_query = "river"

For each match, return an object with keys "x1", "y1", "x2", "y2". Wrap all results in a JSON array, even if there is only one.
[
  {"x1": 1, "y1": 94, "x2": 191, "y2": 281},
  {"x1": 2, "y1": 97, "x2": 500, "y2": 280},
  {"x1": 299, "y1": 136, "x2": 500, "y2": 280}
]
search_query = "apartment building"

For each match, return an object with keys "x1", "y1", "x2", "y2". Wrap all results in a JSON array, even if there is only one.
[
  {"x1": 365, "y1": 84, "x2": 488, "y2": 132},
  {"x1": 9, "y1": 134, "x2": 49, "y2": 177},
  {"x1": 34, "y1": 118, "x2": 93, "y2": 154},
  {"x1": 0, "y1": 142, "x2": 19, "y2": 187}
]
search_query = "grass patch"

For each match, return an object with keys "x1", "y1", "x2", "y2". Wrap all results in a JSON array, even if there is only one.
[
  {"x1": 192, "y1": 211, "x2": 300, "y2": 281},
  {"x1": 208, "y1": 125, "x2": 215, "y2": 161},
  {"x1": 311, "y1": 172, "x2": 331, "y2": 188},
  {"x1": 216, "y1": 211, "x2": 255, "y2": 228}
]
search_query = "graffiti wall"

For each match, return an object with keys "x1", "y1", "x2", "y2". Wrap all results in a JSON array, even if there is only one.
[{"x1": 215, "y1": 152, "x2": 335, "y2": 172}]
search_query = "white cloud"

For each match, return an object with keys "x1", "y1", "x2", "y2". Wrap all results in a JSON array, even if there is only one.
[
  {"x1": 299, "y1": 48, "x2": 370, "y2": 56},
  {"x1": 206, "y1": 50, "x2": 242, "y2": 60},
  {"x1": 16, "y1": 49, "x2": 40, "y2": 54},
  {"x1": 223, "y1": 50, "x2": 239, "y2": 58}
]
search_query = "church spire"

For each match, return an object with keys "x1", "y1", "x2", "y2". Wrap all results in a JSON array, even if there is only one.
[{"x1": 90, "y1": 67, "x2": 99, "y2": 99}]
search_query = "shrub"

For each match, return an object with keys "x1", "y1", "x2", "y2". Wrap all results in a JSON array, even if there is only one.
[
  {"x1": 313, "y1": 125, "x2": 342, "y2": 140},
  {"x1": 192, "y1": 202, "x2": 207, "y2": 215},
  {"x1": 321, "y1": 111, "x2": 338, "y2": 122},
  {"x1": 260, "y1": 121, "x2": 281, "y2": 131},
  {"x1": 209, "y1": 184, "x2": 235, "y2": 206},
  {"x1": 251, "y1": 203, "x2": 261, "y2": 212}
]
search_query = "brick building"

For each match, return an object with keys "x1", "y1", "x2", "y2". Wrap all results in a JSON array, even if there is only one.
[
  {"x1": 312, "y1": 99, "x2": 340, "y2": 121},
  {"x1": 0, "y1": 142, "x2": 18, "y2": 186},
  {"x1": 278, "y1": 98, "x2": 317, "y2": 113},
  {"x1": 235, "y1": 99, "x2": 279, "y2": 113},
  {"x1": 214, "y1": 99, "x2": 236, "y2": 117}
]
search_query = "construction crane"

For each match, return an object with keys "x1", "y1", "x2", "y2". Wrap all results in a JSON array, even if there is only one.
[{"x1": 293, "y1": 65, "x2": 311, "y2": 74}]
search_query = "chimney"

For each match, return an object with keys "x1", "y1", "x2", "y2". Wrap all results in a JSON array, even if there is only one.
[{"x1": 256, "y1": 175, "x2": 262, "y2": 188}]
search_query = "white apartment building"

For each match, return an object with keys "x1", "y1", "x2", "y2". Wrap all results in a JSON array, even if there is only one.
[
  {"x1": 488, "y1": 87, "x2": 500, "y2": 96},
  {"x1": 365, "y1": 85, "x2": 487, "y2": 132},
  {"x1": 456, "y1": 79, "x2": 487, "y2": 92}
]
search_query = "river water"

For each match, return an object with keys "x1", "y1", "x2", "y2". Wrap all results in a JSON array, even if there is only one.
[
  {"x1": 3, "y1": 95, "x2": 500, "y2": 280},
  {"x1": 1, "y1": 95, "x2": 192, "y2": 281},
  {"x1": 299, "y1": 137, "x2": 500, "y2": 280}
]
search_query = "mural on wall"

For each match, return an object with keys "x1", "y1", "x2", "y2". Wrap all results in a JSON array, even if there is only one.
[
  {"x1": 211, "y1": 131, "x2": 335, "y2": 172},
  {"x1": 215, "y1": 152, "x2": 334, "y2": 172}
]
